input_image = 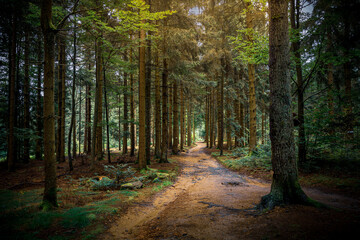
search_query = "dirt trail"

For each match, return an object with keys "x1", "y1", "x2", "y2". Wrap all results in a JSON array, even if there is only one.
[{"x1": 103, "y1": 143, "x2": 360, "y2": 240}]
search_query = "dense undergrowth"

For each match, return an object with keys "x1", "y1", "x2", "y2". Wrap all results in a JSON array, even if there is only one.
[
  {"x1": 0, "y1": 161, "x2": 178, "y2": 240},
  {"x1": 211, "y1": 142, "x2": 360, "y2": 195}
]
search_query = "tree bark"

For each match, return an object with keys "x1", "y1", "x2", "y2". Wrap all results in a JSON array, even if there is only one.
[
  {"x1": 35, "y1": 36, "x2": 43, "y2": 160},
  {"x1": 91, "y1": 38, "x2": 103, "y2": 169},
  {"x1": 123, "y1": 53, "x2": 129, "y2": 154},
  {"x1": 168, "y1": 81, "x2": 173, "y2": 149},
  {"x1": 246, "y1": 3, "x2": 257, "y2": 152},
  {"x1": 104, "y1": 68, "x2": 111, "y2": 163},
  {"x1": 290, "y1": 0, "x2": 306, "y2": 163},
  {"x1": 23, "y1": 30, "x2": 30, "y2": 164},
  {"x1": 138, "y1": 24, "x2": 147, "y2": 169},
  {"x1": 145, "y1": 17, "x2": 152, "y2": 164},
  {"x1": 217, "y1": 67, "x2": 224, "y2": 155},
  {"x1": 41, "y1": 0, "x2": 57, "y2": 209},
  {"x1": 8, "y1": 13, "x2": 16, "y2": 171},
  {"x1": 180, "y1": 82, "x2": 184, "y2": 151},
  {"x1": 260, "y1": 0, "x2": 310, "y2": 210},
  {"x1": 160, "y1": 37, "x2": 169, "y2": 163},
  {"x1": 155, "y1": 46, "x2": 161, "y2": 158},
  {"x1": 130, "y1": 44, "x2": 135, "y2": 156},
  {"x1": 172, "y1": 79, "x2": 179, "y2": 154}
]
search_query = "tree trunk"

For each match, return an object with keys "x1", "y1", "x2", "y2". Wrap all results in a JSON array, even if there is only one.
[
  {"x1": 8, "y1": 13, "x2": 16, "y2": 171},
  {"x1": 130, "y1": 44, "x2": 135, "y2": 156},
  {"x1": 260, "y1": 0, "x2": 310, "y2": 210},
  {"x1": 290, "y1": 0, "x2": 306, "y2": 163},
  {"x1": 180, "y1": 83, "x2": 184, "y2": 151},
  {"x1": 343, "y1": 15, "x2": 353, "y2": 139},
  {"x1": 168, "y1": 81, "x2": 173, "y2": 149},
  {"x1": 172, "y1": 79, "x2": 179, "y2": 154},
  {"x1": 247, "y1": 4, "x2": 257, "y2": 152},
  {"x1": 138, "y1": 24, "x2": 147, "y2": 169},
  {"x1": 23, "y1": 30, "x2": 30, "y2": 164},
  {"x1": 218, "y1": 68, "x2": 224, "y2": 155},
  {"x1": 56, "y1": 34, "x2": 66, "y2": 163},
  {"x1": 68, "y1": 29, "x2": 76, "y2": 171},
  {"x1": 145, "y1": 18, "x2": 152, "y2": 164},
  {"x1": 104, "y1": 68, "x2": 111, "y2": 163},
  {"x1": 123, "y1": 53, "x2": 129, "y2": 154},
  {"x1": 205, "y1": 88, "x2": 209, "y2": 148},
  {"x1": 40, "y1": 0, "x2": 57, "y2": 209},
  {"x1": 35, "y1": 37, "x2": 43, "y2": 160},
  {"x1": 187, "y1": 99, "x2": 192, "y2": 146},
  {"x1": 91, "y1": 38, "x2": 103, "y2": 169},
  {"x1": 155, "y1": 46, "x2": 161, "y2": 158},
  {"x1": 160, "y1": 41, "x2": 169, "y2": 163}
]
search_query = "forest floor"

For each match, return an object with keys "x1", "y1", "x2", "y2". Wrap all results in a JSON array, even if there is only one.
[
  {"x1": 1, "y1": 143, "x2": 360, "y2": 239},
  {"x1": 103, "y1": 142, "x2": 360, "y2": 240}
]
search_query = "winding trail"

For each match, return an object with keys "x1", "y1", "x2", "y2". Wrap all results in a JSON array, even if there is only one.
[{"x1": 103, "y1": 143, "x2": 360, "y2": 240}]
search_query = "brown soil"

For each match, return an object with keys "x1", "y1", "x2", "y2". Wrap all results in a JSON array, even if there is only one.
[{"x1": 103, "y1": 143, "x2": 360, "y2": 240}]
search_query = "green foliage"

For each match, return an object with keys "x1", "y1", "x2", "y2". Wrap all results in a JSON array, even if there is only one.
[
  {"x1": 112, "y1": 0, "x2": 175, "y2": 33},
  {"x1": 152, "y1": 180, "x2": 173, "y2": 192},
  {"x1": 229, "y1": 28, "x2": 269, "y2": 64}
]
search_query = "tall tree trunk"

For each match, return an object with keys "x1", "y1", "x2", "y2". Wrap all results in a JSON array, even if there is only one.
[
  {"x1": 240, "y1": 102, "x2": 244, "y2": 146},
  {"x1": 145, "y1": 11, "x2": 152, "y2": 164},
  {"x1": 84, "y1": 51, "x2": 92, "y2": 155},
  {"x1": 247, "y1": 3, "x2": 257, "y2": 152},
  {"x1": 138, "y1": 23, "x2": 147, "y2": 169},
  {"x1": 343, "y1": 14, "x2": 353, "y2": 139},
  {"x1": 130, "y1": 45, "x2": 135, "y2": 156},
  {"x1": 234, "y1": 68, "x2": 240, "y2": 148},
  {"x1": 57, "y1": 33, "x2": 66, "y2": 163},
  {"x1": 218, "y1": 66, "x2": 224, "y2": 155},
  {"x1": 79, "y1": 85, "x2": 82, "y2": 154},
  {"x1": 209, "y1": 88, "x2": 214, "y2": 148},
  {"x1": 187, "y1": 99, "x2": 192, "y2": 146},
  {"x1": 160, "y1": 37, "x2": 168, "y2": 163},
  {"x1": 205, "y1": 88, "x2": 209, "y2": 148},
  {"x1": 291, "y1": 0, "x2": 306, "y2": 163},
  {"x1": 104, "y1": 68, "x2": 111, "y2": 163},
  {"x1": 260, "y1": 0, "x2": 310, "y2": 210},
  {"x1": 40, "y1": 0, "x2": 57, "y2": 209},
  {"x1": 168, "y1": 81, "x2": 173, "y2": 149},
  {"x1": 35, "y1": 36, "x2": 43, "y2": 160},
  {"x1": 123, "y1": 53, "x2": 129, "y2": 154},
  {"x1": 68, "y1": 28, "x2": 77, "y2": 171},
  {"x1": 118, "y1": 93, "x2": 121, "y2": 151},
  {"x1": 91, "y1": 38, "x2": 103, "y2": 169},
  {"x1": 85, "y1": 80, "x2": 91, "y2": 154},
  {"x1": 326, "y1": 30, "x2": 334, "y2": 116},
  {"x1": 180, "y1": 83, "x2": 184, "y2": 151},
  {"x1": 172, "y1": 79, "x2": 179, "y2": 154},
  {"x1": 155, "y1": 47, "x2": 161, "y2": 158},
  {"x1": 23, "y1": 30, "x2": 30, "y2": 164},
  {"x1": 8, "y1": 13, "x2": 16, "y2": 171}
]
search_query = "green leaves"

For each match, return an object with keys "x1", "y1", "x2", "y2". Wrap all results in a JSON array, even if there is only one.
[
  {"x1": 112, "y1": 0, "x2": 175, "y2": 34},
  {"x1": 229, "y1": 28, "x2": 269, "y2": 65}
]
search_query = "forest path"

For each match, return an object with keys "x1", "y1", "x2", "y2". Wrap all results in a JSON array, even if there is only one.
[{"x1": 103, "y1": 143, "x2": 360, "y2": 240}]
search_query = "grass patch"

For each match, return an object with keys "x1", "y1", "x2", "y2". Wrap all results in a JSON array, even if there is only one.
[{"x1": 152, "y1": 180, "x2": 173, "y2": 192}]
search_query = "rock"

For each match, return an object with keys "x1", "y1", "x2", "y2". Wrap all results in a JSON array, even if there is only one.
[{"x1": 121, "y1": 181, "x2": 143, "y2": 189}]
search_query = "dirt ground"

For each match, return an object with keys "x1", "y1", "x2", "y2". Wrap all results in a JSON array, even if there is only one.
[{"x1": 103, "y1": 143, "x2": 360, "y2": 240}]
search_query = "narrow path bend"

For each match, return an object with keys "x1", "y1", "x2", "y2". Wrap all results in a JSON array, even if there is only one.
[{"x1": 104, "y1": 143, "x2": 360, "y2": 240}]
